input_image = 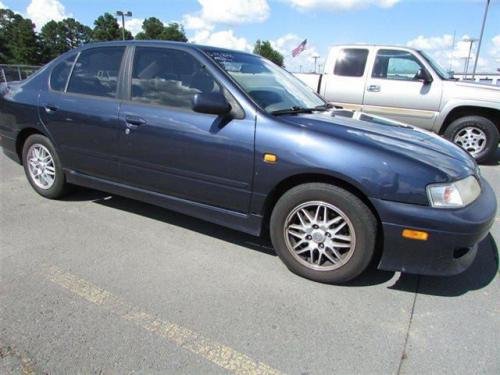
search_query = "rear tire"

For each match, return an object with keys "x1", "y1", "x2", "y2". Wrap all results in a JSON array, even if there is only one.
[
  {"x1": 443, "y1": 115, "x2": 499, "y2": 163},
  {"x1": 22, "y1": 134, "x2": 69, "y2": 199},
  {"x1": 270, "y1": 183, "x2": 377, "y2": 284}
]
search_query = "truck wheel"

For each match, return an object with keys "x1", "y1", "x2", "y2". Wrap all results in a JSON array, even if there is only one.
[
  {"x1": 22, "y1": 134, "x2": 69, "y2": 199},
  {"x1": 444, "y1": 116, "x2": 499, "y2": 163},
  {"x1": 270, "y1": 183, "x2": 376, "y2": 284}
]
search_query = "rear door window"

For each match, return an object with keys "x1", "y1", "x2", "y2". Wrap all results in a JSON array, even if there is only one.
[
  {"x1": 67, "y1": 47, "x2": 125, "y2": 98},
  {"x1": 333, "y1": 48, "x2": 369, "y2": 77}
]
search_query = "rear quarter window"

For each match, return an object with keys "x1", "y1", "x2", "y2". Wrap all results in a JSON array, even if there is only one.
[{"x1": 50, "y1": 53, "x2": 77, "y2": 91}]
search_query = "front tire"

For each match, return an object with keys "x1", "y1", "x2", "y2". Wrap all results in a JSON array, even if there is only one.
[
  {"x1": 270, "y1": 183, "x2": 377, "y2": 284},
  {"x1": 443, "y1": 115, "x2": 499, "y2": 163},
  {"x1": 22, "y1": 134, "x2": 68, "y2": 199}
]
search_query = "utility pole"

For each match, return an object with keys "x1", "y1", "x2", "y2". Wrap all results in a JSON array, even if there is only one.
[
  {"x1": 448, "y1": 30, "x2": 456, "y2": 72},
  {"x1": 472, "y1": 0, "x2": 490, "y2": 79},
  {"x1": 116, "y1": 10, "x2": 132, "y2": 40},
  {"x1": 463, "y1": 37, "x2": 478, "y2": 79}
]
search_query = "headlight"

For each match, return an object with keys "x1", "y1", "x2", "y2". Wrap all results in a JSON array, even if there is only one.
[{"x1": 427, "y1": 175, "x2": 481, "y2": 208}]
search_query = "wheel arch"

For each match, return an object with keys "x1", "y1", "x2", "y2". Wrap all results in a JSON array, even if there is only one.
[
  {"x1": 439, "y1": 105, "x2": 500, "y2": 135},
  {"x1": 261, "y1": 173, "x2": 382, "y2": 236},
  {"x1": 16, "y1": 127, "x2": 46, "y2": 164}
]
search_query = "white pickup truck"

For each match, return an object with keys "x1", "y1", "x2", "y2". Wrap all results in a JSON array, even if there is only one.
[{"x1": 295, "y1": 45, "x2": 500, "y2": 162}]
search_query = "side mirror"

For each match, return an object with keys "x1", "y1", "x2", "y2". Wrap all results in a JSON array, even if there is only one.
[
  {"x1": 415, "y1": 68, "x2": 433, "y2": 84},
  {"x1": 192, "y1": 92, "x2": 231, "y2": 115}
]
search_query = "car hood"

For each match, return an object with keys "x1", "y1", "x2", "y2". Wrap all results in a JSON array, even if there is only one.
[
  {"x1": 278, "y1": 110, "x2": 477, "y2": 180},
  {"x1": 443, "y1": 80, "x2": 500, "y2": 102}
]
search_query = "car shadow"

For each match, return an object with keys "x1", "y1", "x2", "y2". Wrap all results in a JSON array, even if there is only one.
[
  {"x1": 482, "y1": 146, "x2": 500, "y2": 166},
  {"x1": 64, "y1": 187, "x2": 499, "y2": 295},
  {"x1": 64, "y1": 187, "x2": 276, "y2": 256},
  {"x1": 389, "y1": 234, "x2": 499, "y2": 297}
]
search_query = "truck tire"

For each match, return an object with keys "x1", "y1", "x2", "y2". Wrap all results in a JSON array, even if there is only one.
[
  {"x1": 270, "y1": 183, "x2": 377, "y2": 284},
  {"x1": 22, "y1": 134, "x2": 69, "y2": 199},
  {"x1": 443, "y1": 115, "x2": 499, "y2": 163}
]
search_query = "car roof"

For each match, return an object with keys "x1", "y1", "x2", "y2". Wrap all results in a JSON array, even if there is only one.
[
  {"x1": 76, "y1": 40, "x2": 257, "y2": 57},
  {"x1": 331, "y1": 44, "x2": 419, "y2": 51}
]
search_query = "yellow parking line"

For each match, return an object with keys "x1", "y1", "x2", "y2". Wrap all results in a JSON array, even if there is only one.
[{"x1": 44, "y1": 265, "x2": 283, "y2": 375}]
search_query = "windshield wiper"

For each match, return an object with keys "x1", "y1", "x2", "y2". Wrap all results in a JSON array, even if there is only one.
[{"x1": 271, "y1": 105, "x2": 329, "y2": 116}]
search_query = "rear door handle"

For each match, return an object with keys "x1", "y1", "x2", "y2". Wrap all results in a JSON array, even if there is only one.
[
  {"x1": 44, "y1": 105, "x2": 58, "y2": 113},
  {"x1": 125, "y1": 115, "x2": 147, "y2": 127},
  {"x1": 367, "y1": 85, "x2": 381, "y2": 92}
]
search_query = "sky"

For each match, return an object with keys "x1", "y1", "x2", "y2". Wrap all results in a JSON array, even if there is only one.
[{"x1": 1, "y1": 0, "x2": 499, "y2": 73}]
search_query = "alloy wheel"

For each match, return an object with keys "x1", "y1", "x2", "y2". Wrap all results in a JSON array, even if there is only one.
[
  {"x1": 453, "y1": 126, "x2": 487, "y2": 157},
  {"x1": 27, "y1": 143, "x2": 56, "y2": 189},
  {"x1": 283, "y1": 201, "x2": 356, "y2": 271}
]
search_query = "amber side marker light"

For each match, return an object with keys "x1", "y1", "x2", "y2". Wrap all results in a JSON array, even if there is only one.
[
  {"x1": 402, "y1": 229, "x2": 429, "y2": 241},
  {"x1": 263, "y1": 153, "x2": 278, "y2": 164}
]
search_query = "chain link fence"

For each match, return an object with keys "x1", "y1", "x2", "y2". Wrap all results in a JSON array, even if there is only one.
[{"x1": 0, "y1": 64, "x2": 41, "y2": 83}]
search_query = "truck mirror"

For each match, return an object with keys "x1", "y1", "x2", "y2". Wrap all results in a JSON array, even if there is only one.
[{"x1": 415, "y1": 68, "x2": 433, "y2": 84}]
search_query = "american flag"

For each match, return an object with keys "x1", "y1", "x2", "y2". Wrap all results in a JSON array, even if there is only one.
[{"x1": 292, "y1": 39, "x2": 307, "y2": 57}]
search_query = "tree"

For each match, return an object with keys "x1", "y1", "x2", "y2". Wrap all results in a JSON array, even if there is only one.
[
  {"x1": 92, "y1": 12, "x2": 132, "y2": 41},
  {"x1": 253, "y1": 40, "x2": 284, "y2": 67},
  {"x1": 135, "y1": 17, "x2": 187, "y2": 42},
  {"x1": 40, "y1": 18, "x2": 92, "y2": 62},
  {"x1": 161, "y1": 22, "x2": 188, "y2": 42},
  {"x1": 0, "y1": 9, "x2": 40, "y2": 64}
]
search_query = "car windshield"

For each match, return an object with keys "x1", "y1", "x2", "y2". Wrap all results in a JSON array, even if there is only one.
[
  {"x1": 204, "y1": 49, "x2": 326, "y2": 113},
  {"x1": 418, "y1": 50, "x2": 453, "y2": 80}
]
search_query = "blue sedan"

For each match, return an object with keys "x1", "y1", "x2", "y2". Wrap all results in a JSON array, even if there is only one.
[{"x1": 0, "y1": 41, "x2": 496, "y2": 283}]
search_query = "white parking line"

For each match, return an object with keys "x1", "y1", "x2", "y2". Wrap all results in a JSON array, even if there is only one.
[{"x1": 43, "y1": 265, "x2": 283, "y2": 375}]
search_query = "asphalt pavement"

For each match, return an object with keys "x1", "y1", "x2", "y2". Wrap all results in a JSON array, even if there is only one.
[{"x1": 1, "y1": 150, "x2": 499, "y2": 375}]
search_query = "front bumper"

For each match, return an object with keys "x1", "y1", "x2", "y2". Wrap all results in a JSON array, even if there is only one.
[{"x1": 371, "y1": 177, "x2": 496, "y2": 276}]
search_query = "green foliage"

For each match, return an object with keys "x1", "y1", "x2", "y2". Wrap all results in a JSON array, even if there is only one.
[
  {"x1": 135, "y1": 18, "x2": 188, "y2": 42},
  {"x1": 253, "y1": 40, "x2": 284, "y2": 67},
  {"x1": 0, "y1": 9, "x2": 190, "y2": 65},
  {"x1": 92, "y1": 12, "x2": 132, "y2": 41},
  {"x1": 40, "y1": 18, "x2": 92, "y2": 62},
  {"x1": 0, "y1": 9, "x2": 40, "y2": 64}
]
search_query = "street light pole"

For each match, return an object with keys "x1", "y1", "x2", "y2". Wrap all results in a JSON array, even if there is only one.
[
  {"x1": 312, "y1": 54, "x2": 319, "y2": 73},
  {"x1": 115, "y1": 10, "x2": 132, "y2": 40},
  {"x1": 472, "y1": 0, "x2": 490, "y2": 79}
]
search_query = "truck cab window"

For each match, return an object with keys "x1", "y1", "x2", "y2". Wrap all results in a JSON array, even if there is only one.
[
  {"x1": 333, "y1": 49, "x2": 368, "y2": 77},
  {"x1": 372, "y1": 49, "x2": 425, "y2": 81},
  {"x1": 131, "y1": 47, "x2": 221, "y2": 110}
]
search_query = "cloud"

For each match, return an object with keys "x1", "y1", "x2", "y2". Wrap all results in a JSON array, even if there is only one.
[
  {"x1": 490, "y1": 35, "x2": 500, "y2": 65},
  {"x1": 191, "y1": 29, "x2": 252, "y2": 51},
  {"x1": 183, "y1": 0, "x2": 270, "y2": 30},
  {"x1": 406, "y1": 33, "x2": 497, "y2": 73},
  {"x1": 406, "y1": 34, "x2": 454, "y2": 50},
  {"x1": 285, "y1": 0, "x2": 399, "y2": 11},
  {"x1": 125, "y1": 18, "x2": 144, "y2": 36},
  {"x1": 271, "y1": 33, "x2": 321, "y2": 72},
  {"x1": 0, "y1": 1, "x2": 6, "y2": 9},
  {"x1": 26, "y1": 0, "x2": 71, "y2": 30}
]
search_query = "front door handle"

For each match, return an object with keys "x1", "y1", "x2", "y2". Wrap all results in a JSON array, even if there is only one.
[
  {"x1": 44, "y1": 104, "x2": 58, "y2": 113},
  {"x1": 367, "y1": 85, "x2": 381, "y2": 92}
]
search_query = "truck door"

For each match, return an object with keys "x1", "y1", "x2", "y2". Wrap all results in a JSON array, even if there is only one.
[
  {"x1": 320, "y1": 48, "x2": 369, "y2": 110},
  {"x1": 362, "y1": 48, "x2": 442, "y2": 129}
]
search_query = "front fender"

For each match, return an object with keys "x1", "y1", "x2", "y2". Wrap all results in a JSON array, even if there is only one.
[
  {"x1": 433, "y1": 99, "x2": 500, "y2": 133},
  {"x1": 252, "y1": 115, "x2": 445, "y2": 217}
]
